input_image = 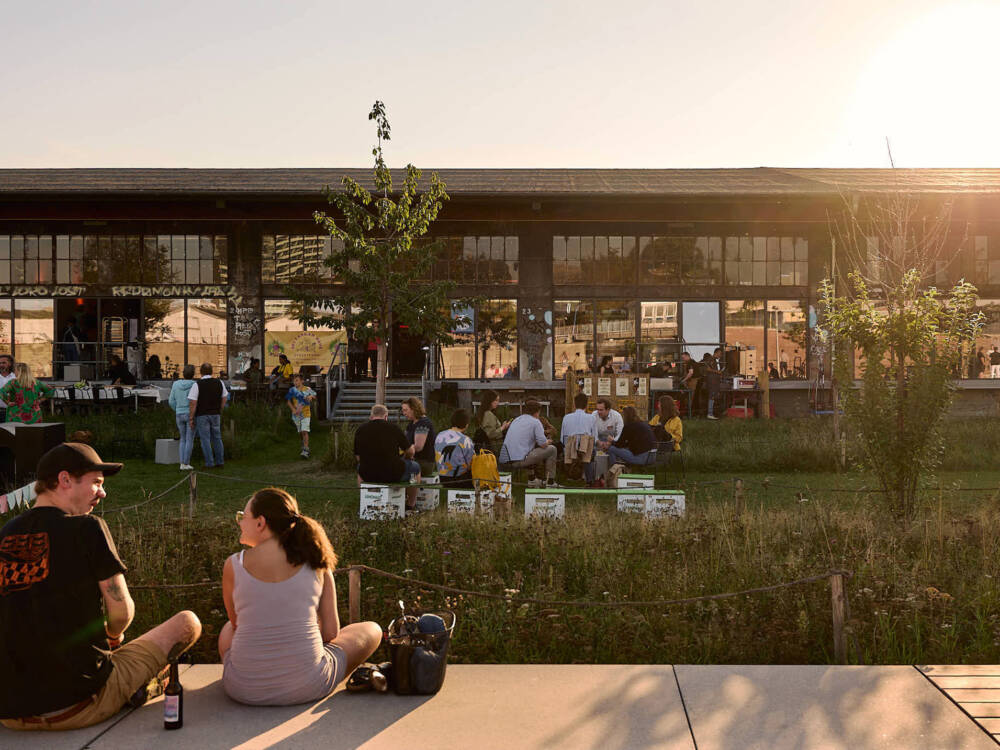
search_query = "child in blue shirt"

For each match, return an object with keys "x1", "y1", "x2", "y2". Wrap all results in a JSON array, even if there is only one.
[{"x1": 286, "y1": 374, "x2": 317, "y2": 458}]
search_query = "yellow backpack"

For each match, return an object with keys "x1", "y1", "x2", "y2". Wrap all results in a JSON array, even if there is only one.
[{"x1": 470, "y1": 449, "x2": 500, "y2": 491}]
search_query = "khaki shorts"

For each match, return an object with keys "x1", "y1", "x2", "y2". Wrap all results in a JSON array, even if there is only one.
[{"x1": 2, "y1": 639, "x2": 167, "y2": 731}]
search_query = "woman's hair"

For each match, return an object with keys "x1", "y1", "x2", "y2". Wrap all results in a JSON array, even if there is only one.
[
  {"x1": 182, "y1": 364, "x2": 195, "y2": 379},
  {"x1": 110, "y1": 354, "x2": 122, "y2": 366},
  {"x1": 402, "y1": 397, "x2": 425, "y2": 419},
  {"x1": 477, "y1": 389, "x2": 499, "y2": 422},
  {"x1": 658, "y1": 395, "x2": 679, "y2": 420},
  {"x1": 249, "y1": 488, "x2": 337, "y2": 570},
  {"x1": 600, "y1": 355, "x2": 612, "y2": 368},
  {"x1": 622, "y1": 405, "x2": 638, "y2": 424},
  {"x1": 15, "y1": 363, "x2": 34, "y2": 390}
]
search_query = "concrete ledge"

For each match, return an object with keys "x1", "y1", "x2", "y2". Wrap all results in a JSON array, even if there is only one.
[{"x1": 1, "y1": 664, "x2": 994, "y2": 749}]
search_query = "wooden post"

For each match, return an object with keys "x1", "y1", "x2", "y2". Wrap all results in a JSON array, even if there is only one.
[
  {"x1": 830, "y1": 572, "x2": 847, "y2": 664},
  {"x1": 348, "y1": 566, "x2": 362, "y2": 624},
  {"x1": 334, "y1": 432, "x2": 340, "y2": 464},
  {"x1": 734, "y1": 478, "x2": 745, "y2": 516},
  {"x1": 759, "y1": 367, "x2": 770, "y2": 419},
  {"x1": 188, "y1": 471, "x2": 197, "y2": 519}
]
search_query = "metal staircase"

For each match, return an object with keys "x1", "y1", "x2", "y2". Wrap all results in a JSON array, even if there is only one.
[{"x1": 330, "y1": 381, "x2": 424, "y2": 423}]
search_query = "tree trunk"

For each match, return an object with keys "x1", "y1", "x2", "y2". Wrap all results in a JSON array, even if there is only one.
[{"x1": 376, "y1": 339, "x2": 387, "y2": 405}]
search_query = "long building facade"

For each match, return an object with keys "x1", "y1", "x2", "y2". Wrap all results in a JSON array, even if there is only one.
[{"x1": 2, "y1": 168, "x2": 1000, "y2": 406}]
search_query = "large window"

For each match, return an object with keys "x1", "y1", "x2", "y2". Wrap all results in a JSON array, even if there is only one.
[
  {"x1": 0, "y1": 234, "x2": 227, "y2": 286},
  {"x1": 972, "y1": 236, "x2": 1000, "y2": 286},
  {"x1": 144, "y1": 300, "x2": 185, "y2": 379},
  {"x1": 769, "y1": 300, "x2": 807, "y2": 379},
  {"x1": 555, "y1": 234, "x2": 806, "y2": 287},
  {"x1": 262, "y1": 235, "x2": 342, "y2": 284},
  {"x1": 263, "y1": 300, "x2": 346, "y2": 373},
  {"x1": 437, "y1": 299, "x2": 517, "y2": 379},
  {"x1": 725, "y1": 300, "x2": 765, "y2": 376},
  {"x1": 0, "y1": 300, "x2": 11, "y2": 354},
  {"x1": 639, "y1": 301, "x2": 679, "y2": 374},
  {"x1": 553, "y1": 236, "x2": 636, "y2": 285},
  {"x1": 434, "y1": 236, "x2": 518, "y2": 285},
  {"x1": 595, "y1": 300, "x2": 636, "y2": 370},
  {"x1": 553, "y1": 300, "x2": 594, "y2": 375},
  {"x1": 15, "y1": 300, "x2": 54, "y2": 377},
  {"x1": 186, "y1": 299, "x2": 228, "y2": 373}
]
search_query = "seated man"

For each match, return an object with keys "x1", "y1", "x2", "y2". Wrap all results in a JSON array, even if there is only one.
[
  {"x1": 591, "y1": 397, "x2": 623, "y2": 443},
  {"x1": 499, "y1": 399, "x2": 556, "y2": 487},
  {"x1": 434, "y1": 409, "x2": 476, "y2": 488},
  {"x1": 603, "y1": 406, "x2": 656, "y2": 469},
  {"x1": 353, "y1": 404, "x2": 421, "y2": 509},
  {"x1": 561, "y1": 392, "x2": 597, "y2": 485},
  {"x1": 0, "y1": 443, "x2": 201, "y2": 731}
]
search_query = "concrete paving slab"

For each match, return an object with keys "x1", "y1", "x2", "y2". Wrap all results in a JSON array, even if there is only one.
[
  {"x1": 674, "y1": 665, "x2": 997, "y2": 750},
  {"x1": 87, "y1": 664, "x2": 694, "y2": 750},
  {"x1": 0, "y1": 664, "x2": 193, "y2": 750}
]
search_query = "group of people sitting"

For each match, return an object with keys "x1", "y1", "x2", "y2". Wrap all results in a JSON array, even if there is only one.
[
  {"x1": 0, "y1": 443, "x2": 383, "y2": 731},
  {"x1": 349, "y1": 388, "x2": 686, "y2": 498}
]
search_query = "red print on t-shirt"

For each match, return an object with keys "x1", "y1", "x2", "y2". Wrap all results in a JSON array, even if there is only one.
[{"x1": 0, "y1": 533, "x2": 50, "y2": 594}]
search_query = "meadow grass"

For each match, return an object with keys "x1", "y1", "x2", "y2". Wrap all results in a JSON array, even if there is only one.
[{"x1": 9, "y1": 406, "x2": 1000, "y2": 665}]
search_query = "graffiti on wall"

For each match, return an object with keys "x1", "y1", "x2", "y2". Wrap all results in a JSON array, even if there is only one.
[
  {"x1": 518, "y1": 306, "x2": 553, "y2": 380},
  {"x1": 111, "y1": 285, "x2": 243, "y2": 306},
  {"x1": 231, "y1": 305, "x2": 261, "y2": 342},
  {"x1": 0, "y1": 285, "x2": 87, "y2": 297}
]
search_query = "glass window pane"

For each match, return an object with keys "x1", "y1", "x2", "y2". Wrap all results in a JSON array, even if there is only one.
[
  {"x1": 768, "y1": 300, "x2": 807, "y2": 379},
  {"x1": 795, "y1": 237, "x2": 808, "y2": 261},
  {"x1": 477, "y1": 299, "x2": 517, "y2": 378},
  {"x1": 15, "y1": 299, "x2": 54, "y2": 377},
  {"x1": 725, "y1": 300, "x2": 764, "y2": 376},
  {"x1": 172, "y1": 236, "x2": 185, "y2": 259},
  {"x1": 0, "y1": 299, "x2": 11, "y2": 350},
  {"x1": 553, "y1": 300, "x2": 593, "y2": 376},
  {"x1": 595, "y1": 300, "x2": 635, "y2": 371},
  {"x1": 781, "y1": 237, "x2": 794, "y2": 261},
  {"x1": 0, "y1": 236, "x2": 8, "y2": 260},
  {"x1": 753, "y1": 237, "x2": 766, "y2": 262},
  {"x1": 144, "y1": 299, "x2": 185, "y2": 378},
  {"x1": 766, "y1": 237, "x2": 779, "y2": 261},
  {"x1": 263, "y1": 299, "x2": 346, "y2": 373},
  {"x1": 56, "y1": 236, "x2": 69, "y2": 259},
  {"x1": 56, "y1": 259, "x2": 69, "y2": 284},
  {"x1": 187, "y1": 299, "x2": 227, "y2": 371},
  {"x1": 639, "y1": 300, "x2": 678, "y2": 374}
]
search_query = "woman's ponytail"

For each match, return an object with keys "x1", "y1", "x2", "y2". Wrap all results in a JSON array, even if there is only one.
[{"x1": 249, "y1": 488, "x2": 337, "y2": 570}]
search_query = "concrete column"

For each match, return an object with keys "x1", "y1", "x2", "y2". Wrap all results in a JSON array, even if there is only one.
[{"x1": 227, "y1": 222, "x2": 264, "y2": 376}]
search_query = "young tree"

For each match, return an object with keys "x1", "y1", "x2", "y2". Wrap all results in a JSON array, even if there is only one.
[
  {"x1": 293, "y1": 102, "x2": 458, "y2": 404},
  {"x1": 820, "y1": 194, "x2": 983, "y2": 519}
]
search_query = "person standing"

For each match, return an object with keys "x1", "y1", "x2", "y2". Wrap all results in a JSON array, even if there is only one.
[
  {"x1": 0, "y1": 443, "x2": 201, "y2": 731},
  {"x1": 0, "y1": 354, "x2": 15, "y2": 422},
  {"x1": 703, "y1": 353, "x2": 723, "y2": 420},
  {"x1": 168, "y1": 365, "x2": 197, "y2": 471},
  {"x1": 188, "y1": 363, "x2": 228, "y2": 469},
  {"x1": 976, "y1": 347, "x2": 987, "y2": 379},
  {"x1": 401, "y1": 397, "x2": 436, "y2": 479},
  {"x1": 366, "y1": 337, "x2": 379, "y2": 380},
  {"x1": 286, "y1": 374, "x2": 317, "y2": 459},
  {"x1": 0, "y1": 363, "x2": 54, "y2": 425},
  {"x1": 990, "y1": 346, "x2": 1000, "y2": 378}
]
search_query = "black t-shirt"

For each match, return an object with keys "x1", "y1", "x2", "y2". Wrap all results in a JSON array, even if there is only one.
[
  {"x1": 990, "y1": 351, "x2": 1000, "y2": 366},
  {"x1": 405, "y1": 416, "x2": 436, "y2": 463},
  {"x1": 614, "y1": 420, "x2": 656, "y2": 456},
  {"x1": 354, "y1": 419, "x2": 409, "y2": 483},
  {"x1": 0, "y1": 507, "x2": 127, "y2": 718}
]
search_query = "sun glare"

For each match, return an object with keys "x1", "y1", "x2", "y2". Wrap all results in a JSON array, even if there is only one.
[{"x1": 848, "y1": 2, "x2": 1000, "y2": 166}]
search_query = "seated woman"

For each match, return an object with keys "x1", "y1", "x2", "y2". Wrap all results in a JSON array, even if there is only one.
[
  {"x1": 603, "y1": 406, "x2": 655, "y2": 467},
  {"x1": 434, "y1": 408, "x2": 476, "y2": 488},
  {"x1": 648, "y1": 395, "x2": 683, "y2": 451},
  {"x1": 107, "y1": 354, "x2": 137, "y2": 385},
  {"x1": 219, "y1": 488, "x2": 382, "y2": 705},
  {"x1": 473, "y1": 389, "x2": 510, "y2": 453}
]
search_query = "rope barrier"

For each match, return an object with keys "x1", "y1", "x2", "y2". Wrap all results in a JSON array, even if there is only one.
[
  {"x1": 100, "y1": 474, "x2": 191, "y2": 515},
  {"x1": 129, "y1": 563, "x2": 851, "y2": 610}
]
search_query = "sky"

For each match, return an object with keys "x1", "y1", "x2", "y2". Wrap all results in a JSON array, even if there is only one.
[{"x1": 2, "y1": 0, "x2": 999, "y2": 169}]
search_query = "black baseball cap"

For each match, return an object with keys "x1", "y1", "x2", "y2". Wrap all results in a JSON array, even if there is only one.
[{"x1": 36, "y1": 442, "x2": 123, "y2": 482}]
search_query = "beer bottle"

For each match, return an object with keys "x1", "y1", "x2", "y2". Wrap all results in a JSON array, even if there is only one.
[{"x1": 163, "y1": 658, "x2": 183, "y2": 730}]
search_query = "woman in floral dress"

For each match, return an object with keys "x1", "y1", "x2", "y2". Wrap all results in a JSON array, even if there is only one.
[{"x1": 0, "y1": 363, "x2": 54, "y2": 424}]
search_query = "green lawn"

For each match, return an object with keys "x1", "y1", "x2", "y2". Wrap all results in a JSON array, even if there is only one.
[{"x1": 7, "y1": 406, "x2": 1000, "y2": 665}]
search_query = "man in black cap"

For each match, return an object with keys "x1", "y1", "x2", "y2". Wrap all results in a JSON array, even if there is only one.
[{"x1": 0, "y1": 443, "x2": 202, "y2": 731}]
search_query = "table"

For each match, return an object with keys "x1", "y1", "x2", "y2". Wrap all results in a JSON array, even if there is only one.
[{"x1": 50, "y1": 386, "x2": 158, "y2": 414}]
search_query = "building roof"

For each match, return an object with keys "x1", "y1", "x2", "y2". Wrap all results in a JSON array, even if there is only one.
[{"x1": 3, "y1": 167, "x2": 1000, "y2": 197}]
